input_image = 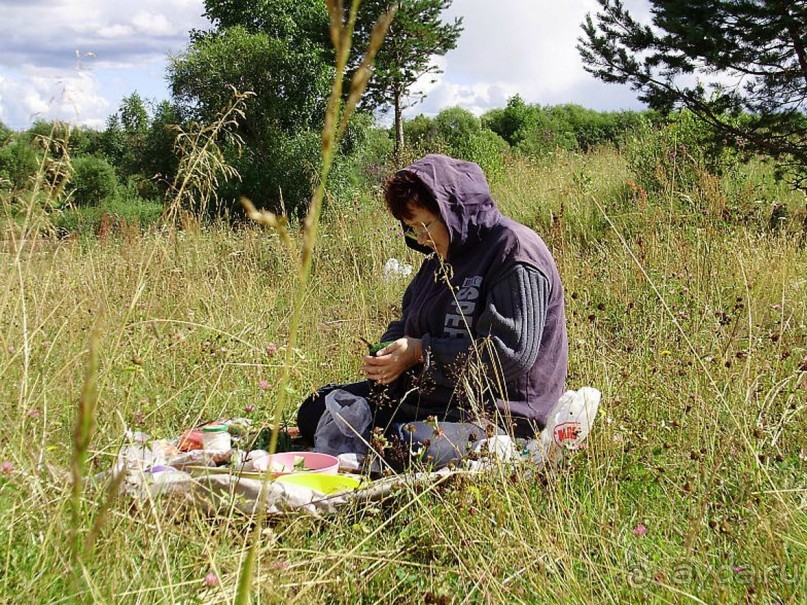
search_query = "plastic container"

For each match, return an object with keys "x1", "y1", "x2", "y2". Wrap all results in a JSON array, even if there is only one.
[
  {"x1": 201, "y1": 424, "x2": 231, "y2": 453},
  {"x1": 178, "y1": 429, "x2": 204, "y2": 451},
  {"x1": 251, "y1": 451, "x2": 339, "y2": 476},
  {"x1": 276, "y1": 472, "x2": 362, "y2": 494}
]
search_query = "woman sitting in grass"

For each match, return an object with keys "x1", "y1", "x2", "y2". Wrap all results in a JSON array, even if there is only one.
[{"x1": 297, "y1": 154, "x2": 568, "y2": 463}]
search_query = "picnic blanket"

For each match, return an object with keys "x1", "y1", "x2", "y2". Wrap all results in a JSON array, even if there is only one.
[{"x1": 98, "y1": 387, "x2": 601, "y2": 516}]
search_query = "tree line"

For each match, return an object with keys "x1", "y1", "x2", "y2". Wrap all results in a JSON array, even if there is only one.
[
  {"x1": 1, "y1": 0, "x2": 804, "y2": 233},
  {"x1": 0, "y1": 94, "x2": 655, "y2": 222}
]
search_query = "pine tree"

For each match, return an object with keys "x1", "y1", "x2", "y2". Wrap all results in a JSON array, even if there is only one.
[
  {"x1": 354, "y1": 0, "x2": 463, "y2": 158},
  {"x1": 578, "y1": 0, "x2": 807, "y2": 188}
]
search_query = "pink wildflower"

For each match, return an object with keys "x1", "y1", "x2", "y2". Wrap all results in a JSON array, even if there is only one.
[
  {"x1": 7, "y1": 346, "x2": 15, "y2": 354},
  {"x1": 632, "y1": 523, "x2": 648, "y2": 537},
  {"x1": 204, "y1": 572, "x2": 219, "y2": 588},
  {"x1": 1, "y1": 461, "x2": 13, "y2": 476},
  {"x1": 244, "y1": 404, "x2": 256, "y2": 413},
  {"x1": 258, "y1": 380, "x2": 271, "y2": 390},
  {"x1": 265, "y1": 343, "x2": 278, "y2": 356}
]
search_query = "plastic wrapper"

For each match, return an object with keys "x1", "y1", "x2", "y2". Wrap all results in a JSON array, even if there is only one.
[{"x1": 314, "y1": 389, "x2": 373, "y2": 456}]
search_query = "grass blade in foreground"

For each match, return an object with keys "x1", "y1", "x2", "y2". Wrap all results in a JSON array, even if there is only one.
[
  {"x1": 234, "y1": 2, "x2": 395, "y2": 604},
  {"x1": 69, "y1": 326, "x2": 101, "y2": 564}
]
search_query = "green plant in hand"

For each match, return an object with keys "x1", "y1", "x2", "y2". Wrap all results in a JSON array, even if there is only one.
[{"x1": 368, "y1": 340, "x2": 393, "y2": 356}]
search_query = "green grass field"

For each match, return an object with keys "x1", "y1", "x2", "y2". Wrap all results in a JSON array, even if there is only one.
[{"x1": 1, "y1": 151, "x2": 805, "y2": 603}]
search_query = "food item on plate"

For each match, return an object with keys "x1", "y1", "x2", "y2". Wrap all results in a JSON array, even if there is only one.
[{"x1": 269, "y1": 455, "x2": 309, "y2": 473}]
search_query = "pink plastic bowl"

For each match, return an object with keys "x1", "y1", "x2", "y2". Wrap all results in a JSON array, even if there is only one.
[{"x1": 252, "y1": 452, "x2": 339, "y2": 476}]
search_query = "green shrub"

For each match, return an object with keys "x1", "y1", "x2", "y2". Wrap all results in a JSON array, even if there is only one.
[
  {"x1": 625, "y1": 111, "x2": 724, "y2": 194},
  {"x1": 200, "y1": 113, "x2": 376, "y2": 220},
  {"x1": 69, "y1": 155, "x2": 118, "y2": 206},
  {"x1": 51, "y1": 205, "x2": 102, "y2": 237},
  {"x1": 0, "y1": 121, "x2": 12, "y2": 146},
  {"x1": 622, "y1": 110, "x2": 748, "y2": 221},
  {"x1": 402, "y1": 115, "x2": 437, "y2": 148},
  {"x1": 401, "y1": 114, "x2": 453, "y2": 161},
  {"x1": 484, "y1": 97, "x2": 652, "y2": 158},
  {"x1": 397, "y1": 108, "x2": 509, "y2": 180},
  {"x1": 326, "y1": 112, "x2": 380, "y2": 203},
  {"x1": 0, "y1": 138, "x2": 40, "y2": 189},
  {"x1": 482, "y1": 96, "x2": 570, "y2": 157},
  {"x1": 26, "y1": 121, "x2": 105, "y2": 157},
  {"x1": 401, "y1": 108, "x2": 486, "y2": 159},
  {"x1": 432, "y1": 107, "x2": 481, "y2": 147},
  {"x1": 224, "y1": 128, "x2": 322, "y2": 218},
  {"x1": 54, "y1": 191, "x2": 164, "y2": 237},
  {"x1": 541, "y1": 105, "x2": 648, "y2": 151},
  {"x1": 141, "y1": 101, "x2": 182, "y2": 195},
  {"x1": 482, "y1": 95, "x2": 535, "y2": 147},
  {"x1": 451, "y1": 130, "x2": 509, "y2": 182},
  {"x1": 340, "y1": 126, "x2": 394, "y2": 189},
  {"x1": 514, "y1": 109, "x2": 579, "y2": 157},
  {"x1": 104, "y1": 191, "x2": 165, "y2": 225}
]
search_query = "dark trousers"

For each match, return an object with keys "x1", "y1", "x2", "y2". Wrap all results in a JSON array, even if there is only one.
[
  {"x1": 296, "y1": 380, "x2": 467, "y2": 444},
  {"x1": 297, "y1": 380, "x2": 502, "y2": 469}
]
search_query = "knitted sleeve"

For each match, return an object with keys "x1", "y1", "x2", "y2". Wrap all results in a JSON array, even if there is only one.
[{"x1": 420, "y1": 264, "x2": 549, "y2": 386}]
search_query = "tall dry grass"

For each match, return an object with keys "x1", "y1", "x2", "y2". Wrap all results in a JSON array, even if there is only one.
[
  {"x1": 0, "y1": 148, "x2": 804, "y2": 602},
  {"x1": 1, "y1": 0, "x2": 805, "y2": 595}
]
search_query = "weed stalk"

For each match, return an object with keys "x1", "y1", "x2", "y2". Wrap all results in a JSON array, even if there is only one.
[
  {"x1": 69, "y1": 325, "x2": 101, "y2": 564},
  {"x1": 164, "y1": 88, "x2": 254, "y2": 226},
  {"x1": 234, "y1": 2, "x2": 395, "y2": 603}
]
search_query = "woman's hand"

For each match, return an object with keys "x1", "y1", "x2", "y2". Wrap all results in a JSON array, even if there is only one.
[{"x1": 360, "y1": 337, "x2": 424, "y2": 385}]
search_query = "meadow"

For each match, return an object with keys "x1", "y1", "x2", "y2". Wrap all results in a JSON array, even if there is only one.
[{"x1": 0, "y1": 149, "x2": 805, "y2": 604}]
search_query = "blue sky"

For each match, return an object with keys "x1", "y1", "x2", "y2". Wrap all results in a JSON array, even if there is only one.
[{"x1": 0, "y1": 0, "x2": 647, "y2": 131}]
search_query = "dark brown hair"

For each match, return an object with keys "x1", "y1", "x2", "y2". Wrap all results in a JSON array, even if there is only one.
[{"x1": 383, "y1": 170, "x2": 440, "y2": 221}]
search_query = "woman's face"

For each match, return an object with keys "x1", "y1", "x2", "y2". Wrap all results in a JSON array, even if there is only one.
[{"x1": 404, "y1": 204, "x2": 450, "y2": 259}]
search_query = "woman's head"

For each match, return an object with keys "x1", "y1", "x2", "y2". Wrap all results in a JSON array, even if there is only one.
[
  {"x1": 384, "y1": 171, "x2": 450, "y2": 258},
  {"x1": 384, "y1": 170, "x2": 450, "y2": 258},
  {"x1": 383, "y1": 170, "x2": 440, "y2": 221}
]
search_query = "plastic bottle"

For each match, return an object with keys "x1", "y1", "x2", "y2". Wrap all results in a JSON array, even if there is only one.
[{"x1": 201, "y1": 424, "x2": 231, "y2": 453}]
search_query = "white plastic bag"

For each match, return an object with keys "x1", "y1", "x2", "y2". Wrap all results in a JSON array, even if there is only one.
[
  {"x1": 525, "y1": 387, "x2": 601, "y2": 465},
  {"x1": 314, "y1": 389, "x2": 373, "y2": 456},
  {"x1": 471, "y1": 435, "x2": 517, "y2": 462},
  {"x1": 383, "y1": 258, "x2": 413, "y2": 280}
]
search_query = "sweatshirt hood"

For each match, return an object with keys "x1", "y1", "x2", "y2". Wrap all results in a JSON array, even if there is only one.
[{"x1": 399, "y1": 154, "x2": 501, "y2": 256}]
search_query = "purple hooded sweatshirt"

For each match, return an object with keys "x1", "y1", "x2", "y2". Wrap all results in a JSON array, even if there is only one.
[{"x1": 381, "y1": 155, "x2": 568, "y2": 437}]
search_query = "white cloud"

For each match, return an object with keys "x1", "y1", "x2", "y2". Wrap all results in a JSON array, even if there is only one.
[
  {"x1": 0, "y1": 0, "x2": 209, "y2": 129},
  {"x1": 408, "y1": 0, "x2": 645, "y2": 118},
  {"x1": 0, "y1": 68, "x2": 110, "y2": 129},
  {"x1": 97, "y1": 24, "x2": 136, "y2": 39},
  {"x1": 132, "y1": 12, "x2": 183, "y2": 37},
  {"x1": 444, "y1": 0, "x2": 591, "y2": 90},
  {"x1": 0, "y1": 0, "x2": 647, "y2": 130}
]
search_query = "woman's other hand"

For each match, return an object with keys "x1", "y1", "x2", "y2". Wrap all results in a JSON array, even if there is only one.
[{"x1": 360, "y1": 337, "x2": 423, "y2": 385}]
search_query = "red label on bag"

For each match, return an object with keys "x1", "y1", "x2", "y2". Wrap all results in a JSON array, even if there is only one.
[{"x1": 553, "y1": 421, "x2": 582, "y2": 448}]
